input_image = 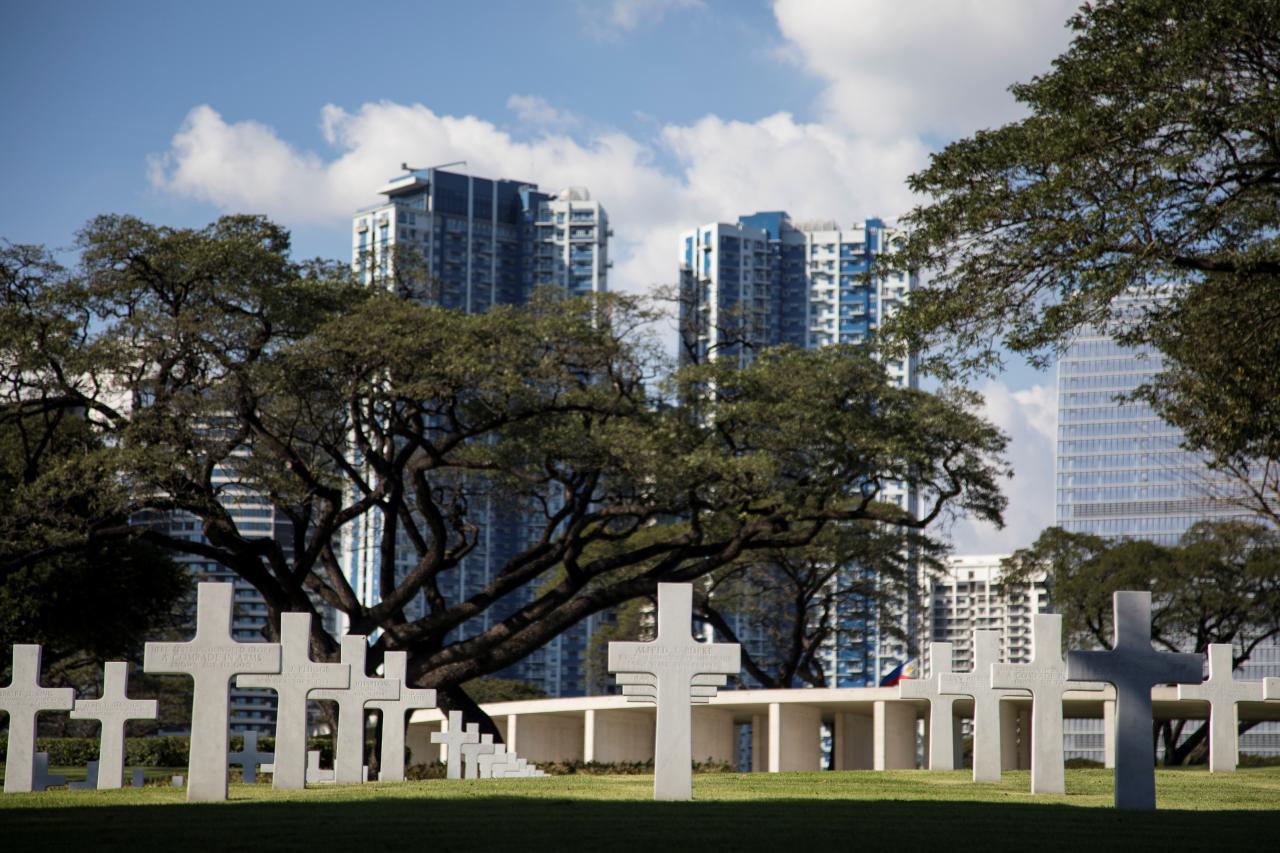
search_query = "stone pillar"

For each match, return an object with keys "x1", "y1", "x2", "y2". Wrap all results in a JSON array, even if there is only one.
[
  {"x1": 767, "y1": 703, "x2": 782, "y2": 773},
  {"x1": 834, "y1": 712, "x2": 874, "y2": 770},
  {"x1": 504, "y1": 715, "x2": 518, "y2": 756},
  {"x1": 583, "y1": 709, "x2": 596, "y2": 764},
  {"x1": 874, "y1": 701, "x2": 917, "y2": 770},
  {"x1": 1103, "y1": 699, "x2": 1116, "y2": 769}
]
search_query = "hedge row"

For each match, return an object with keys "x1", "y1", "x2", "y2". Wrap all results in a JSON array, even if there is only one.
[{"x1": 0, "y1": 736, "x2": 339, "y2": 768}]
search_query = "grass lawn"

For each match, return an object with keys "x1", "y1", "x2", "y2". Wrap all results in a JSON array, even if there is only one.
[{"x1": 2, "y1": 768, "x2": 1278, "y2": 852}]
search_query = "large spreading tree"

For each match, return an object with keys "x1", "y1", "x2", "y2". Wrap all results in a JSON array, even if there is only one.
[
  {"x1": 882, "y1": 0, "x2": 1280, "y2": 524},
  {"x1": 1, "y1": 214, "x2": 1010, "y2": 728},
  {"x1": 1, "y1": 243, "x2": 190, "y2": 682}
]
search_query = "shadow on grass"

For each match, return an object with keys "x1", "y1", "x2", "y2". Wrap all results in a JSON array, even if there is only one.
[{"x1": 1, "y1": 796, "x2": 1274, "y2": 852}]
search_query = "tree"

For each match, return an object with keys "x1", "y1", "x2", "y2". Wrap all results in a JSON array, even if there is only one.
[
  {"x1": 693, "y1": 523, "x2": 945, "y2": 688},
  {"x1": 0, "y1": 279, "x2": 190, "y2": 675},
  {"x1": 1002, "y1": 522, "x2": 1280, "y2": 764},
  {"x1": 2, "y1": 214, "x2": 1010, "y2": 735},
  {"x1": 881, "y1": 0, "x2": 1280, "y2": 521}
]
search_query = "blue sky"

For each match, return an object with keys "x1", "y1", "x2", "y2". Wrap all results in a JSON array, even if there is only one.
[
  {"x1": 1, "y1": 0, "x2": 807, "y2": 256},
  {"x1": 0, "y1": 0, "x2": 1082, "y2": 553}
]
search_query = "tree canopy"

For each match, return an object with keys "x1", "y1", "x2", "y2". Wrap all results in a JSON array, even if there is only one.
[
  {"x1": 1002, "y1": 521, "x2": 1280, "y2": 764},
  {"x1": 1, "y1": 246, "x2": 190, "y2": 674},
  {"x1": 881, "y1": 0, "x2": 1280, "y2": 521},
  {"x1": 1, "y1": 213, "x2": 1010, "y2": 724}
]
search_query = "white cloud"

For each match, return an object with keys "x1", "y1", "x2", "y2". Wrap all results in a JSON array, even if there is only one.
[
  {"x1": 947, "y1": 380, "x2": 1057, "y2": 556},
  {"x1": 148, "y1": 102, "x2": 931, "y2": 308},
  {"x1": 506, "y1": 95, "x2": 581, "y2": 132},
  {"x1": 772, "y1": 0, "x2": 1078, "y2": 138},
  {"x1": 581, "y1": 0, "x2": 705, "y2": 39}
]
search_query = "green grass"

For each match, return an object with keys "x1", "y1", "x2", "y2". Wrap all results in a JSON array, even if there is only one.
[{"x1": 2, "y1": 768, "x2": 1278, "y2": 852}]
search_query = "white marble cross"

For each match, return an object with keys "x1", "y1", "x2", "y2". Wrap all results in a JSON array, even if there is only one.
[
  {"x1": 460, "y1": 733, "x2": 496, "y2": 780},
  {"x1": 68, "y1": 761, "x2": 99, "y2": 790},
  {"x1": 143, "y1": 582, "x2": 281, "y2": 801},
  {"x1": 1, "y1": 644, "x2": 76, "y2": 793},
  {"x1": 368, "y1": 651, "x2": 436, "y2": 782},
  {"x1": 1066, "y1": 591, "x2": 1203, "y2": 811},
  {"x1": 939, "y1": 630, "x2": 1028, "y2": 783},
  {"x1": 237, "y1": 612, "x2": 350, "y2": 790},
  {"x1": 990, "y1": 614, "x2": 1105, "y2": 794},
  {"x1": 608, "y1": 583, "x2": 740, "y2": 801},
  {"x1": 311, "y1": 635, "x2": 399, "y2": 784},
  {"x1": 33, "y1": 753, "x2": 66, "y2": 792},
  {"x1": 430, "y1": 711, "x2": 480, "y2": 779},
  {"x1": 70, "y1": 661, "x2": 157, "y2": 790},
  {"x1": 1176, "y1": 643, "x2": 1264, "y2": 773},
  {"x1": 227, "y1": 731, "x2": 274, "y2": 784},
  {"x1": 477, "y1": 743, "x2": 508, "y2": 778},
  {"x1": 305, "y1": 750, "x2": 335, "y2": 784},
  {"x1": 898, "y1": 641, "x2": 961, "y2": 771}
]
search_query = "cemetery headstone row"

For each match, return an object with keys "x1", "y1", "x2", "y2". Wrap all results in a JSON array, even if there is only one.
[{"x1": 0, "y1": 582, "x2": 441, "y2": 801}]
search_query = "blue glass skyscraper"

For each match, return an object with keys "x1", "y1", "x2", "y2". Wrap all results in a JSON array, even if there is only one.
[{"x1": 678, "y1": 211, "x2": 918, "y2": 687}]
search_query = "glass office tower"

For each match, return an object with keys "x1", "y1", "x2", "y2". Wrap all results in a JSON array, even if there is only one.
[{"x1": 1056, "y1": 321, "x2": 1278, "y2": 758}]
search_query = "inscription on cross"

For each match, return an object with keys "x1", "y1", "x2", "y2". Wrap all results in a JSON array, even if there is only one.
[
  {"x1": 144, "y1": 582, "x2": 281, "y2": 802},
  {"x1": 70, "y1": 661, "x2": 157, "y2": 790},
  {"x1": 368, "y1": 651, "x2": 437, "y2": 782},
  {"x1": 1066, "y1": 591, "x2": 1203, "y2": 811},
  {"x1": 460, "y1": 733, "x2": 496, "y2": 779},
  {"x1": 237, "y1": 612, "x2": 350, "y2": 790},
  {"x1": 1, "y1": 644, "x2": 76, "y2": 793},
  {"x1": 897, "y1": 642, "x2": 961, "y2": 770},
  {"x1": 1176, "y1": 643, "x2": 1264, "y2": 773},
  {"x1": 430, "y1": 711, "x2": 480, "y2": 779},
  {"x1": 311, "y1": 635, "x2": 399, "y2": 784},
  {"x1": 938, "y1": 630, "x2": 1028, "y2": 783},
  {"x1": 608, "y1": 582, "x2": 740, "y2": 801},
  {"x1": 990, "y1": 614, "x2": 1104, "y2": 794}
]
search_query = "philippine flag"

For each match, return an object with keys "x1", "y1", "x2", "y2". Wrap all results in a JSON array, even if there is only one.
[{"x1": 878, "y1": 658, "x2": 918, "y2": 687}]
